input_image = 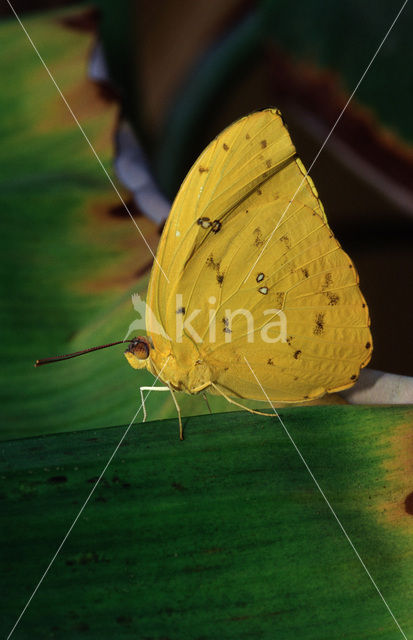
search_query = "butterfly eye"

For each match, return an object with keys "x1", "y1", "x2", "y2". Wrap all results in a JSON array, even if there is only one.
[{"x1": 126, "y1": 337, "x2": 150, "y2": 360}]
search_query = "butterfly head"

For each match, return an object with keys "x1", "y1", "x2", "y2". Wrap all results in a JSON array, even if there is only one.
[{"x1": 124, "y1": 336, "x2": 151, "y2": 370}]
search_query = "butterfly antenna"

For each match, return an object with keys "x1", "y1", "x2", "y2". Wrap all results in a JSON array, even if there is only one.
[{"x1": 35, "y1": 340, "x2": 133, "y2": 367}]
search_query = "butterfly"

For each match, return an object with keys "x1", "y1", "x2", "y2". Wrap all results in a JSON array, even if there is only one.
[{"x1": 123, "y1": 108, "x2": 373, "y2": 437}]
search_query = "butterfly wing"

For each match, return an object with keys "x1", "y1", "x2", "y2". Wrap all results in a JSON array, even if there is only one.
[
  {"x1": 147, "y1": 109, "x2": 324, "y2": 346},
  {"x1": 146, "y1": 109, "x2": 372, "y2": 400}
]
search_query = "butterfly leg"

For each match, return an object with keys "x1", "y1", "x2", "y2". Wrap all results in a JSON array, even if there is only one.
[
  {"x1": 191, "y1": 382, "x2": 214, "y2": 416},
  {"x1": 202, "y1": 392, "x2": 212, "y2": 415},
  {"x1": 210, "y1": 382, "x2": 275, "y2": 417},
  {"x1": 166, "y1": 384, "x2": 183, "y2": 440}
]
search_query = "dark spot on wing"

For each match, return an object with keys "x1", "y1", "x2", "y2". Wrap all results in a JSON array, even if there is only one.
[
  {"x1": 246, "y1": 133, "x2": 250, "y2": 140},
  {"x1": 198, "y1": 166, "x2": 209, "y2": 173},
  {"x1": 321, "y1": 273, "x2": 333, "y2": 290},
  {"x1": 207, "y1": 254, "x2": 224, "y2": 284},
  {"x1": 301, "y1": 268, "x2": 309, "y2": 278},
  {"x1": 253, "y1": 228, "x2": 264, "y2": 247},
  {"x1": 257, "y1": 188, "x2": 262, "y2": 195},
  {"x1": 267, "y1": 358, "x2": 274, "y2": 365},
  {"x1": 222, "y1": 317, "x2": 231, "y2": 334},
  {"x1": 206, "y1": 254, "x2": 220, "y2": 270},
  {"x1": 313, "y1": 313, "x2": 325, "y2": 335},
  {"x1": 260, "y1": 140, "x2": 267, "y2": 148},
  {"x1": 362, "y1": 303, "x2": 366, "y2": 308},
  {"x1": 350, "y1": 374, "x2": 357, "y2": 380},
  {"x1": 286, "y1": 335, "x2": 294, "y2": 346},
  {"x1": 211, "y1": 220, "x2": 222, "y2": 233},
  {"x1": 223, "y1": 143, "x2": 229, "y2": 151},
  {"x1": 365, "y1": 342, "x2": 371, "y2": 349},
  {"x1": 326, "y1": 292, "x2": 340, "y2": 306},
  {"x1": 293, "y1": 350, "x2": 302, "y2": 359},
  {"x1": 176, "y1": 307, "x2": 185, "y2": 314},
  {"x1": 349, "y1": 264, "x2": 353, "y2": 269},
  {"x1": 266, "y1": 159, "x2": 272, "y2": 168},
  {"x1": 197, "y1": 216, "x2": 211, "y2": 229},
  {"x1": 275, "y1": 292, "x2": 285, "y2": 307},
  {"x1": 280, "y1": 235, "x2": 291, "y2": 249}
]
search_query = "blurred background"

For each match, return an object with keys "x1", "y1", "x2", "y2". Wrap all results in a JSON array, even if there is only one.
[{"x1": 0, "y1": 0, "x2": 412, "y2": 441}]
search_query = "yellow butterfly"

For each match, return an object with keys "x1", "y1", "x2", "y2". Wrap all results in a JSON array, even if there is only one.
[{"x1": 124, "y1": 109, "x2": 373, "y2": 438}]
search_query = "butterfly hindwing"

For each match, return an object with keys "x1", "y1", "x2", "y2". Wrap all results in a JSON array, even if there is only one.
[{"x1": 171, "y1": 173, "x2": 371, "y2": 400}]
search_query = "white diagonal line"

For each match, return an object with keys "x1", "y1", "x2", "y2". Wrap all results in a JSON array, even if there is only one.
[
  {"x1": 6, "y1": 359, "x2": 170, "y2": 639},
  {"x1": 5, "y1": 0, "x2": 169, "y2": 284},
  {"x1": 243, "y1": 355, "x2": 408, "y2": 639},
  {"x1": 244, "y1": 0, "x2": 409, "y2": 283}
]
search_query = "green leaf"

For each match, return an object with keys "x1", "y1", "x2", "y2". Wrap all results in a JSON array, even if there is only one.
[
  {"x1": 1, "y1": 405, "x2": 412, "y2": 638},
  {"x1": 0, "y1": 7, "x2": 184, "y2": 440}
]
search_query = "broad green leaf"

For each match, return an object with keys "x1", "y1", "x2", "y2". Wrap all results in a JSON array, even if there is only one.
[
  {"x1": 0, "y1": 7, "x2": 209, "y2": 440},
  {"x1": 1, "y1": 406, "x2": 412, "y2": 638}
]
